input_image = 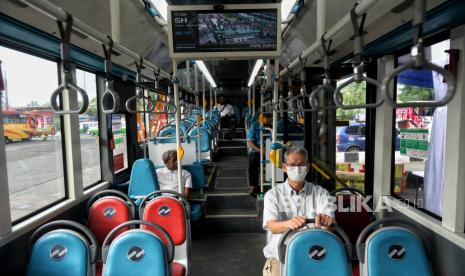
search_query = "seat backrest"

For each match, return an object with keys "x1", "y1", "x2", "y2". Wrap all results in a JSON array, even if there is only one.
[
  {"x1": 183, "y1": 163, "x2": 205, "y2": 190},
  {"x1": 365, "y1": 227, "x2": 431, "y2": 276},
  {"x1": 87, "y1": 190, "x2": 135, "y2": 245},
  {"x1": 128, "y1": 159, "x2": 159, "y2": 204},
  {"x1": 102, "y1": 220, "x2": 174, "y2": 276},
  {"x1": 188, "y1": 126, "x2": 211, "y2": 153},
  {"x1": 139, "y1": 192, "x2": 191, "y2": 275},
  {"x1": 103, "y1": 230, "x2": 169, "y2": 276},
  {"x1": 283, "y1": 230, "x2": 351, "y2": 276},
  {"x1": 27, "y1": 221, "x2": 97, "y2": 276}
]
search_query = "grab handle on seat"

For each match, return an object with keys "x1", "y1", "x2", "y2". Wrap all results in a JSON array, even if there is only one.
[{"x1": 277, "y1": 218, "x2": 352, "y2": 263}]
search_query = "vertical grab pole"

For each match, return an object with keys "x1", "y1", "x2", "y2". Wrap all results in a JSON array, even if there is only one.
[
  {"x1": 202, "y1": 75, "x2": 206, "y2": 120},
  {"x1": 271, "y1": 59, "x2": 279, "y2": 189},
  {"x1": 259, "y1": 88, "x2": 265, "y2": 195},
  {"x1": 172, "y1": 60, "x2": 183, "y2": 194},
  {"x1": 252, "y1": 82, "x2": 256, "y2": 116},
  {"x1": 194, "y1": 64, "x2": 201, "y2": 162},
  {"x1": 209, "y1": 85, "x2": 213, "y2": 118}
]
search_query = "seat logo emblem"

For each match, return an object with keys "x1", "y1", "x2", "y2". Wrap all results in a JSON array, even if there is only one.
[
  {"x1": 127, "y1": 246, "x2": 145, "y2": 262},
  {"x1": 50, "y1": 245, "x2": 67, "y2": 261},
  {"x1": 388, "y1": 245, "x2": 406, "y2": 260},
  {"x1": 104, "y1": 207, "x2": 116, "y2": 218},
  {"x1": 158, "y1": 205, "x2": 171, "y2": 216},
  {"x1": 309, "y1": 245, "x2": 326, "y2": 261}
]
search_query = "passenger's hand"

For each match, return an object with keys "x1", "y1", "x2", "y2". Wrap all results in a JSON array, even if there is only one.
[
  {"x1": 315, "y1": 214, "x2": 334, "y2": 228},
  {"x1": 285, "y1": 216, "x2": 307, "y2": 230},
  {"x1": 183, "y1": 187, "x2": 190, "y2": 199}
]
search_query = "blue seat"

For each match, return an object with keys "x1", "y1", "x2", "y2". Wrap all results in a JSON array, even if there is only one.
[
  {"x1": 27, "y1": 220, "x2": 97, "y2": 276},
  {"x1": 357, "y1": 218, "x2": 431, "y2": 276},
  {"x1": 279, "y1": 219, "x2": 352, "y2": 276},
  {"x1": 102, "y1": 220, "x2": 174, "y2": 276},
  {"x1": 183, "y1": 163, "x2": 206, "y2": 190},
  {"x1": 157, "y1": 124, "x2": 189, "y2": 144},
  {"x1": 128, "y1": 159, "x2": 159, "y2": 206},
  {"x1": 188, "y1": 126, "x2": 211, "y2": 153}
]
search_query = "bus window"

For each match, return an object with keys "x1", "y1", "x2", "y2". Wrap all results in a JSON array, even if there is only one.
[
  {"x1": 112, "y1": 114, "x2": 128, "y2": 173},
  {"x1": 392, "y1": 39, "x2": 450, "y2": 217},
  {"x1": 76, "y1": 69, "x2": 101, "y2": 188},
  {"x1": 335, "y1": 80, "x2": 367, "y2": 192},
  {"x1": 0, "y1": 45, "x2": 65, "y2": 222}
]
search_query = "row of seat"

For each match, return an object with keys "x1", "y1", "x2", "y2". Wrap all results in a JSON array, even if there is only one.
[
  {"x1": 27, "y1": 189, "x2": 191, "y2": 276},
  {"x1": 279, "y1": 187, "x2": 431, "y2": 276}
]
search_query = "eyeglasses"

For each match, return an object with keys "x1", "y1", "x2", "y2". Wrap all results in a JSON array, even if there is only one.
[{"x1": 284, "y1": 163, "x2": 307, "y2": 166}]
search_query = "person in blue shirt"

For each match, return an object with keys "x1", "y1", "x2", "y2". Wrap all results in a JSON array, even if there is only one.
[{"x1": 247, "y1": 114, "x2": 269, "y2": 196}]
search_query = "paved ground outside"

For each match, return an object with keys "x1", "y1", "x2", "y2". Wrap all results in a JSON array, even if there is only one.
[{"x1": 6, "y1": 134, "x2": 101, "y2": 221}]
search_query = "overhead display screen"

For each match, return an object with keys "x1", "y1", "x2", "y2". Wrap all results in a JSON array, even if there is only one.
[{"x1": 168, "y1": 5, "x2": 281, "y2": 59}]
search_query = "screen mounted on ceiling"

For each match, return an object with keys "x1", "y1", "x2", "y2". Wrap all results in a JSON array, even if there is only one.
[{"x1": 168, "y1": 4, "x2": 281, "y2": 59}]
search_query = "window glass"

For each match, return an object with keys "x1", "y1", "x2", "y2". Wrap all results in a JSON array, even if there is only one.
[
  {"x1": 0, "y1": 45, "x2": 65, "y2": 222},
  {"x1": 393, "y1": 39, "x2": 450, "y2": 217},
  {"x1": 112, "y1": 114, "x2": 128, "y2": 173},
  {"x1": 335, "y1": 81, "x2": 367, "y2": 192},
  {"x1": 148, "y1": 90, "x2": 169, "y2": 137},
  {"x1": 76, "y1": 69, "x2": 101, "y2": 187}
]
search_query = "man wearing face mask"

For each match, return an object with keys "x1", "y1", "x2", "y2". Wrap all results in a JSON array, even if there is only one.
[{"x1": 262, "y1": 146, "x2": 335, "y2": 276}]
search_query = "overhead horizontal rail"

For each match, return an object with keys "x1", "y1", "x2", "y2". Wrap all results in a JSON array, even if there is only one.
[
  {"x1": 20, "y1": 0, "x2": 190, "y2": 91},
  {"x1": 279, "y1": 0, "x2": 405, "y2": 78}
]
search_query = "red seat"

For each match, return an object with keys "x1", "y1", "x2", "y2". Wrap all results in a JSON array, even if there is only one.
[
  {"x1": 335, "y1": 194, "x2": 372, "y2": 243},
  {"x1": 139, "y1": 191, "x2": 191, "y2": 276},
  {"x1": 88, "y1": 197, "x2": 131, "y2": 244},
  {"x1": 141, "y1": 196, "x2": 187, "y2": 245},
  {"x1": 172, "y1": 262, "x2": 186, "y2": 276}
]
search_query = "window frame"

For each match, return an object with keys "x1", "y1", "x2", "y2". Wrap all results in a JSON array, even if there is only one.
[
  {"x1": 389, "y1": 34, "x2": 452, "y2": 219},
  {"x1": 0, "y1": 42, "x2": 70, "y2": 225},
  {"x1": 75, "y1": 66, "x2": 103, "y2": 190}
]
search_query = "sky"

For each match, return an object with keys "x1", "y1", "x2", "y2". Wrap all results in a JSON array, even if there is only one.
[{"x1": 0, "y1": 45, "x2": 96, "y2": 109}]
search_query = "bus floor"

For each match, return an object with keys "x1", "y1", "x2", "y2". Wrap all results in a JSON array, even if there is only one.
[{"x1": 190, "y1": 133, "x2": 266, "y2": 275}]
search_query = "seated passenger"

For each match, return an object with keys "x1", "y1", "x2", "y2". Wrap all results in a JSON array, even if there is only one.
[
  {"x1": 215, "y1": 95, "x2": 236, "y2": 138},
  {"x1": 156, "y1": 150, "x2": 192, "y2": 198},
  {"x1": 262, "y1": 146, "x2": 335, "y2": 276}
]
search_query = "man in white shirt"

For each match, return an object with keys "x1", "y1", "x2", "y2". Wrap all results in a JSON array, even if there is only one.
[
  {"x1": 215, "y1": 95, "x2": 236, "y2": 139},
  {"x1": 262, "y1": 146, "x2": 335, "y2": 276},
  {"x1": 156, "y1": 150, "x2": 192, "y2": 198}
]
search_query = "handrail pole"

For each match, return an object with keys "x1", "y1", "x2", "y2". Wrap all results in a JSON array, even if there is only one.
[
  {"x1": 172, "y1": 60, "x2": 183, "y2": 194},
  {"x1": 259, "y1": 87, "x2": 265, "y2": 195},
  {"x1": 271, "y1": 59, "x2": 279, "y2": 189}
]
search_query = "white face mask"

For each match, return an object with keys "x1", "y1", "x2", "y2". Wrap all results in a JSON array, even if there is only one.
[{"x1": 286, "y1": 165, "x2": 308, "y2": 182}]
